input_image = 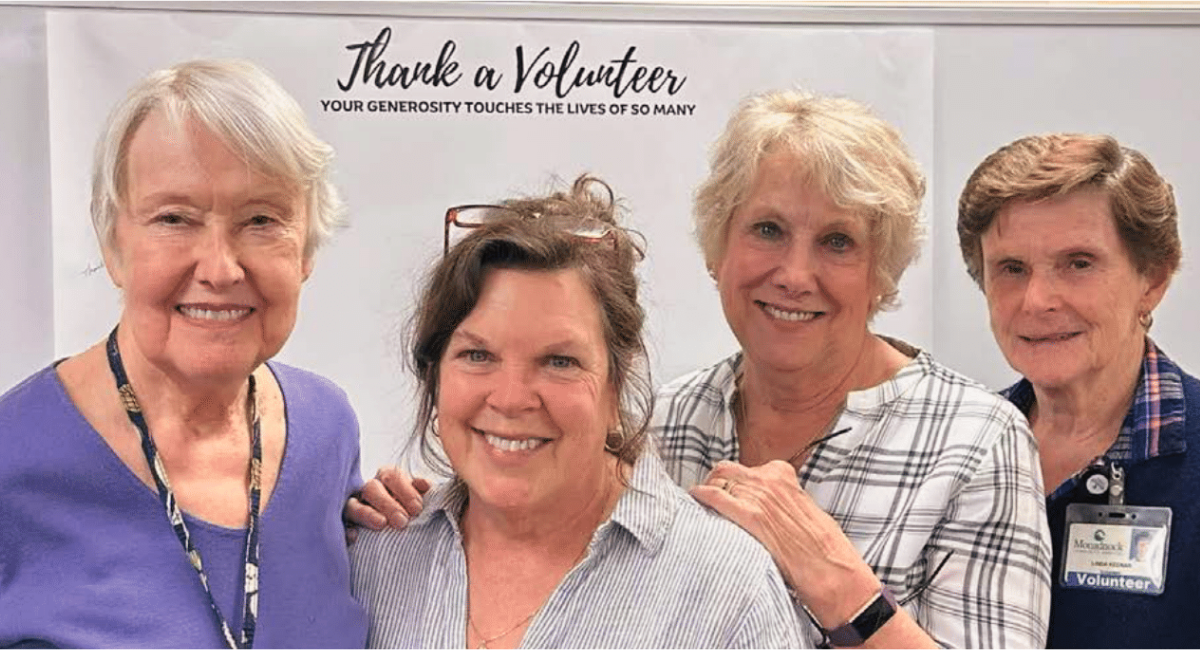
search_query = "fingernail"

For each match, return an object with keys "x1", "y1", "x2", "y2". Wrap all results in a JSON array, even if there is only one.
[{"x1": 388, "y1": 512, "x2": 410, "y2": 529}]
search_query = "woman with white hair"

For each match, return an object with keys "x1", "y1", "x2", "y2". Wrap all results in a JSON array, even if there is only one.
[
  {"x1": 657, "y1": 90, "x2": 1051, "y2": 649},
  {"x1": 0, "y1": 59, "x2": 367, "y2": 647}
]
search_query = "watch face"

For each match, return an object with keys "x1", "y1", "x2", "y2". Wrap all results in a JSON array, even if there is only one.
[{"x1": 827, "y1": 589, "x2": 898, "y2": 647}]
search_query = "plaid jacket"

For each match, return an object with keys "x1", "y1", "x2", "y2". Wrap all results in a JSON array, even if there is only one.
[{"x1": 651, "y1": 344, "x2": 1052, "y2": 648}]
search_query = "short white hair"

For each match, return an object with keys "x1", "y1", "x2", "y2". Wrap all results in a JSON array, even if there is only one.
[
  {"x1": 694, "y1": 89, "x2": 925, "y2": 316},
  {"x1": 91, "y1": 58, "x2": 344, "y2": 259}
]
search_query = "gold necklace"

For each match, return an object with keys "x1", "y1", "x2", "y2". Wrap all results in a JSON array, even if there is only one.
[
  {"x1": 463, "y1": 544, "x2": 590, "y2": 650},
  {"x1": 464, "y1": 537, "x2": 594, "y2": 649},
  {"x1": 468, "y1": 607, "x2": 539, "y2": 650}
]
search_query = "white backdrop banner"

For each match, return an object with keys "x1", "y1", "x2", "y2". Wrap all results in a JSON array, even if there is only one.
[{"x1": 45, "y1": 10, "x2": 935, "y2": 474}]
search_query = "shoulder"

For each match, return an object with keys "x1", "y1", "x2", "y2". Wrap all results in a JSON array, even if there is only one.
[
  {"x1": 267, "y1": 361, "x2": 352, "y2": 403},
  {"x1": 266, "y1": 361, "x2": 357, "y2": 423},
  {"x1": 0, "y1": 365, "x2": 63, "y2": 424},
  {"x1": 855, "y1": 349, "x2": 1039, "y2": 492},
  {"x1": 350, "y1": 485, "x2": 457, "y2": 604},
  {"x1": 1181, "y1": 365, "x2": 1200, "y2": 418},
  {"x1": 351, "y1": 480, "x2": 457, "y2": 567},
  {"x1": 656, "y1": 490, "x2": 804, "y2": 646},
  {"x1": 620, "y1": 456, "x2": 780, "y2": 590},
  {"x1": 656, "y1": 353, "x2": 741, "y2": 404},
  {"x1": 651, "y1": 353, "x2": 741, "y2": 437},
  {"x1": 905, "y1": 351, "x2": 1032, "y2": 446},
  {"x1": 671, "y1": 496, "x2": 779, "y2": 572}
]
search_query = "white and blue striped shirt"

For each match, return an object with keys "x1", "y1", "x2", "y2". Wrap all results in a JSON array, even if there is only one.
[{"x1": 350, "y1": 453, "x2": 806, "y2": 648}]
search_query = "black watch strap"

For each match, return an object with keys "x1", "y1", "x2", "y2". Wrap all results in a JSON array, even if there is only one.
[{"x1": 803, "y1": 586, "x2": 898, "y2": 647}]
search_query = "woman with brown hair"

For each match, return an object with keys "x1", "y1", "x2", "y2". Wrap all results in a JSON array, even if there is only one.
[
  {"x1": 349, "y1": 175, "x2": 803, "y2": 648},
  {"x1": 958, "y1": 133, "x2": 1198, "y2": 648}
]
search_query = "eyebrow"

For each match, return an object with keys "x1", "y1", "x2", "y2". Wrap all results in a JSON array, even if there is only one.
[
  {"x1": 450, "y1": 327, "x2": 591, "y2": 354},
  {"x1": 449, "y1": 329, "x2": 488, "y2": 347},
  {"x1": 819, "y1": 217, "x2": 868, "y2": 235}
]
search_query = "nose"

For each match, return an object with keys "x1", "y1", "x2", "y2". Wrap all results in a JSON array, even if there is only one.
[
  {"x1": 1021, "y1": 269, "x2": 1062, "y2": 314},
  {"x1": 771, "y1": 241, "x2": 816, "y2": 297},
  {"x1": 194, "y1": 226, "x2": 245, "y2": 289},
  {"x1": 485, "y1": 363, "x2": 541, "y2": 415}
]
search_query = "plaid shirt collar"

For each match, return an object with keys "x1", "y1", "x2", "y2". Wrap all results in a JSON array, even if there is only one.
[{"x1": 1002, "y1": 337, "x2": 1188, "y2": 500}]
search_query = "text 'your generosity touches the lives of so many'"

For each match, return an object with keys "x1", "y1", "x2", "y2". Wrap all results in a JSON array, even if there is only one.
[{"x1": 321, "y1": 27, "x2": 697, "y2": 118}]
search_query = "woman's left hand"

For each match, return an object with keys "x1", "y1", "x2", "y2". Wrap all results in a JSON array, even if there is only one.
[{"x1": 691, "y1": 460, "x2": 885, "y2": 632}]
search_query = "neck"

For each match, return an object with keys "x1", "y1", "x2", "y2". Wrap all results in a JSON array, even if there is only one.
[
  {"x1": 463, "y1": 456, "x2": 625, "y2": 550},
  {"x1": 736, "y1": 334, "x2": 908, "y2": 463},
  {"x1": 115, "y1": 325, "x2": 254, "y2": 440},
  {"x1": 1030, "y1": 339, "x2": 1146, "y2": 449},
  {"x1": 743, "y1": 333, "x2": 904, "y2": 415}
]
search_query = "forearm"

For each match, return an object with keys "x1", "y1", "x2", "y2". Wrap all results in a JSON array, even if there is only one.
[{"x1": 778, "y1": 550, "x2": 937, "y2": 649}]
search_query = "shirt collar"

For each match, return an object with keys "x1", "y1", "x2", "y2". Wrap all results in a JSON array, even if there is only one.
[
  {"x1": 1001, "y1": 337, "x2": 1188, "y2": 498},
  {"x1": 726, "y1": 337, "x2": 930, "y2": 414},
  {"x1": 413, "y1": 451, "x2": 679, "y2": 554},
  {"x1": 603, "y1": 450, "x2": 678, "y2": 554}
]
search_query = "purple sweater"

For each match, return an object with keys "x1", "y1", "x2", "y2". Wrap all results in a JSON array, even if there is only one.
[{"x1": 0, "y1": 362, "x2": 368, "y2": 648}]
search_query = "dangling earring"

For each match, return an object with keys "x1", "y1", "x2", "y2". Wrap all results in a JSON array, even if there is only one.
[{"x1": 1139, "y1": 311, "x2": 1154, "y2": 330}]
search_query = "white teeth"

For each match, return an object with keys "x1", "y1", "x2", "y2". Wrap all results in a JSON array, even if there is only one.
[
  {"x1": 762, "y1": 303, "x2": 818, "y2": 322},
  {"x1": 1026, "y1": 333, "x2": 1078, "y2": 343},
  {"x1": 483, "y1": 433, "x2": 546, "y2": 453},
  {"x1": 179, "y1": 306, "x2": 251, "y2": 321}
]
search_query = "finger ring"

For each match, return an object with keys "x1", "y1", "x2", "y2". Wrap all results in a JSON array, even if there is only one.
[{"x1": 724, "y1": 480, "x2": 738, "y2": 494}]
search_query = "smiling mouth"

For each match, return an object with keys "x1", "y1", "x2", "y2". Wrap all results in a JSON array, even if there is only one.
[
  {"x1": 479, "y1": 430, "x2": 550, "y2": 453},
  {"x1": 757, "y1": 301, "x2": 822, "y2": 322},
  {"x1": 176, "y1": 306, "x2": 254, "y2": 322},
  {"x1": 1020, "y1": 332, "x2": 1082, "y2": 344}
]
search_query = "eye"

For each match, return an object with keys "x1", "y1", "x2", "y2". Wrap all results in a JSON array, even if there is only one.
[
  {"x1": 460, "y1": 349, "x2": 491, "y2": 363},
  {"x1": 1000, "y1": 262, "x2": 1025, "y2": 276},
  {"x1": 156, "y1": 212, "x2": 187, "y2": 226},
  {"x1": 752, "y1": 221, "x2": 783, "y2": 241},
  {"x1": 248, "y1": 214, "x2": 277, "y2": 227},
  {"x1": 1068, "y1": 258, "x2": 1093, "y2": 271},
  {"x1": 547, "y1": 355, "x2": 579, "y2": 370},
  {"x1": 825, "y1": 233, "x2": 853, "y2": 252}
]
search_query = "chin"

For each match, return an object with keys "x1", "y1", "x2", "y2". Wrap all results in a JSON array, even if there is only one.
[
  {"x1": 467, "y1": 478, "x2": 539, "y2": 510},
  {"x1": 170, "y1": 352, "x2": 266, "y2": 385},
  {"x1": 1012, "y1": 361, "x2": 1081, "y2": 390}
]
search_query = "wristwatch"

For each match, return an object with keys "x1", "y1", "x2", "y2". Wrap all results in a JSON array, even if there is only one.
[{"x1": 802, "y1": 586, "x2": 898, "y2": 647}]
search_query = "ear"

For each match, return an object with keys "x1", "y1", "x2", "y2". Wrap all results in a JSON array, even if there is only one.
[
  {"x1": 1139, "y1": 265, "x2": 1171, "y2": 315},
  {"x1": 302, "y1": 255, "x2": 314, "y2": 282},
  {"x1": 101, "y1": 236, "x2": 124, "y2": 289}
]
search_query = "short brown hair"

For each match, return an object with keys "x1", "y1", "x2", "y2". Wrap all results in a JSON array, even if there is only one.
[
  {"x1": 694, "y1": 89, "x2": 925, "y2": 316},
  {"x1": 958, "y1": 133, "x2": 1181, "y2": 287},
  {"x1": 408, "y1": 175, "x2": 651, "y2": 475}
]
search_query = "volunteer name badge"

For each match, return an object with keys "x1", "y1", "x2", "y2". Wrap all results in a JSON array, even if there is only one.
[{"x1": 1061, "y1": 503, "x2": 1171, "y2": 595}]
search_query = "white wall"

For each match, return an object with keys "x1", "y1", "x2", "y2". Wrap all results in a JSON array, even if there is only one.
[
  {"x1": 3, "y1": 4, "x2": 1199, "y2": 478},
  {"x1": 934, "y1": 24, "x2": 1200, "y2": 390},
  {"x1": 0, "y1": 7, "x2": 52, "y2": 392}
]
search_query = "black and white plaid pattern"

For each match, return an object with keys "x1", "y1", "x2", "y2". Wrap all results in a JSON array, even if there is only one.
[{"x1": 651, "y1": 347, "x2": 1052, "y2": 648}]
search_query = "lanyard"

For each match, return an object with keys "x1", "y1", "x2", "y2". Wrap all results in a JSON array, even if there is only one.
[{"x1": 106, "y1": 327, "x2": 262, "y2": 649}]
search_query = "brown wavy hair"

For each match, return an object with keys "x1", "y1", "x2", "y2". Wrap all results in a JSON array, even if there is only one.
[{"x1": 407, "y1": 175, "x2": 652, "y2": 475}]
